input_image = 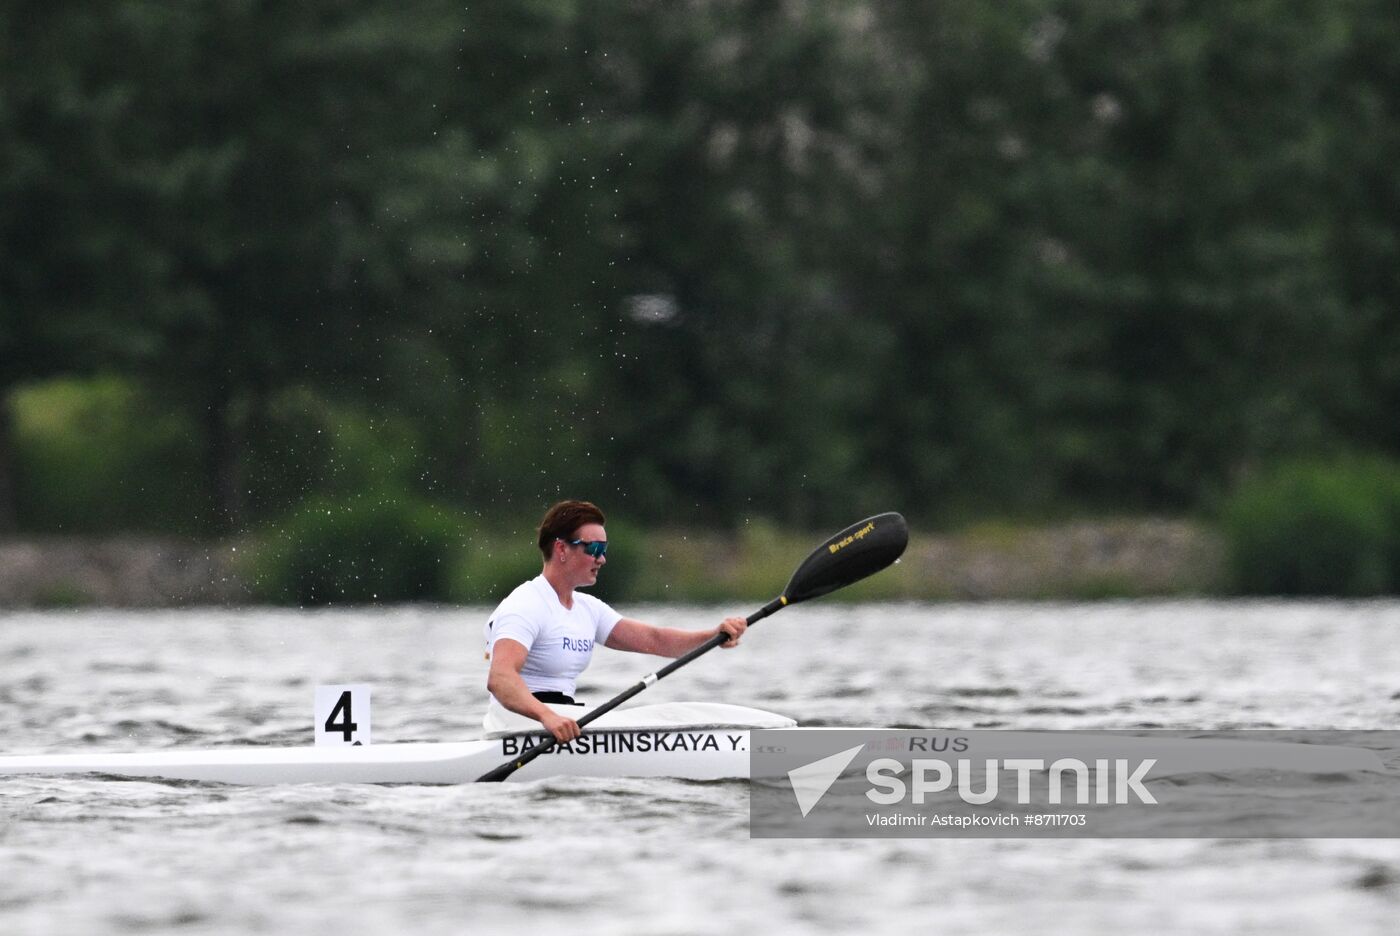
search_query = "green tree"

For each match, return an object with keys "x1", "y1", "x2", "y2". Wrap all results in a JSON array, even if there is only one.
[
  {"x1": 1321, "y1": 0, "x2": 1400, "y2": 451},
  {"x1": 0, "y1": 1, "x2": 176, "y2": 529},
  {"x1": 1029, "y1": 0, "x2": 1360, "y2": 505},
  {"x1": 3, "y1": 1, "x2": 478, "y2": 531},
  {"x1": 557, "y1": 0, "x2": 905, "y2": 525},
  {"x1": 850, "y1": 0, "x2": 1389, "y2": 518}
]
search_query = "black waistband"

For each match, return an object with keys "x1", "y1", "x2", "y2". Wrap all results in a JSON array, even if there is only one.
[{"x1": 531, "y1": 691, "x2": 577, "y2": 705}]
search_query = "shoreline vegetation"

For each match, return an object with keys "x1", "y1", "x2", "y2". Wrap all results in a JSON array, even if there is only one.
[
  {"x1": 7, "y1": 457, "x2": 1400, "y2": 607},
  {"x1": 0, "y1": 518, "x2": 1224, "y2": 609}
]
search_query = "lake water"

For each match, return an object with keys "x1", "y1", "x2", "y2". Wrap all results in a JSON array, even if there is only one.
[{"x1": 2, "y1": 601, "x2": 1399, "y2": 934}]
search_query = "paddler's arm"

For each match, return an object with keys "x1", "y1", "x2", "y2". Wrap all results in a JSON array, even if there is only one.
[
  {"x1": 486, "y1": 639, "x2": 581, "y2": 743},
  {"x1": 605, "y1": 617, "x2": 747, "y2": 657}
]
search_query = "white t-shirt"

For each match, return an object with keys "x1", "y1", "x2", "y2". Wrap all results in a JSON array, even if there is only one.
[{"x1": 484, "y1": 575, "x2": 622, "y2": 697}]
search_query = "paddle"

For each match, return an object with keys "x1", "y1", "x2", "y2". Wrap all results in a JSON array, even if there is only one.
[{"x1": 476, "y1": 511, "x2": 909, "y2": 782}]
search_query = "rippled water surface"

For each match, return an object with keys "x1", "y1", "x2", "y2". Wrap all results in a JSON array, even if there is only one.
[{"x1": 3, "y1": 602, "x2": 1400, "y2": 934}]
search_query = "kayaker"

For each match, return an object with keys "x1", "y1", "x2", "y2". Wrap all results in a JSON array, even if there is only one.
[{"x1": 483, "y1": 499, "x2": 747, "y2": 742}]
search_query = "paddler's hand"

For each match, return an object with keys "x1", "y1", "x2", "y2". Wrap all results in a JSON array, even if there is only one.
[
  {"x1": 539, "y1": 709, "x2": 581, "y2": 744},
  {"x1": 717, "y1": 616, "x2": 747, "y2": 648}
]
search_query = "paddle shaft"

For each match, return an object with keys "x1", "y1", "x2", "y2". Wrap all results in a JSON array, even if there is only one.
[{"x1": 475, "y1": 596, "x2": 785, "y2": 782}]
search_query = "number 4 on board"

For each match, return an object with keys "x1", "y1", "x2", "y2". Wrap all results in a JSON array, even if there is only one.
[{"x1": 314, "y1": 684, "x2": 372, "y2": 746}]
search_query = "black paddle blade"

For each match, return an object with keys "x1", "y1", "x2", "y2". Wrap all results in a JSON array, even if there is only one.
[{"x1": 782, "y1": 512, "x2": 908, "y2": 604}]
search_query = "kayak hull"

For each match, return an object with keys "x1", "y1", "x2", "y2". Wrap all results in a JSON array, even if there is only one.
[
  {"x1": 0, "y1": 727, "x2": 1383, "y2": 785},
  {"x1": 0, "y1": 729, "x2": 752, "y2": 784}
]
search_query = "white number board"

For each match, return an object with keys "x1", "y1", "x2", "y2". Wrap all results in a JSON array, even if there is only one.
[{"x1": 315, "y1": 684, "x2": 372, "y2": 746}]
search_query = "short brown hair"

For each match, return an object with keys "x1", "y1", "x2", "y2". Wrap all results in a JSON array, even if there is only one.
[{"x1": 537, "y1": 500, "x2": 606, "y2": 560}]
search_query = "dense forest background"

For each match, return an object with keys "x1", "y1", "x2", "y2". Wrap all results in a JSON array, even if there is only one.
[{"x1": 2, "y1": 1, "x2": 1396, "y2": 549}]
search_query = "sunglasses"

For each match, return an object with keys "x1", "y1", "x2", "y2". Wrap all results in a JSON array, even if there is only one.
[{"x1": 561, "y1": 538, "x2": 608, "y2": 558}]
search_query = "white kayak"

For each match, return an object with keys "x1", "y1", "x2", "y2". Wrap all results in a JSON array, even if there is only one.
[
  {"x1": 0, "y1": 703, "x2": 785, "y2": 785},
  {"x1": 0, "y1": 703, "x2": 1384, "y2": 785}
]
